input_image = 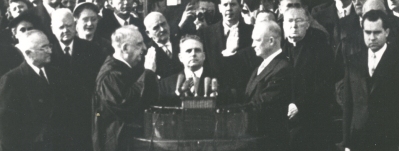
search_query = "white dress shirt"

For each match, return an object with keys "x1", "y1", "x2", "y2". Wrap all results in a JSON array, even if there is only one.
[
  {"x1": 156, "y1": 41, "x2": 173, "y2": 56},
  {"x1": 185, "y1": 67, "x2": 203, "y2": 93},
  {"x1": 257, "y1": 49, "x2": 282, "y2": 75},
  {"x1": 393, "y1": 11, "x2": 399, "y2": 18},
  {"x1": 114, "y1": 13, "x2": 130, "y2": 26},
  {"x1": 368, "y1": 44, "x2": 387, "y2": 76},
  {"x1": 223, "y1": 22, "x2": 239, "y2": 36},
  {"x1": 27, "y1": 60, "x2": 48, "y2": 81},
  {"x1": 336, "y1": 2, "x2": 352, "y2": 18},
  {"x1": 59, "y1": 40, "x2": 74, "y2": 55}
]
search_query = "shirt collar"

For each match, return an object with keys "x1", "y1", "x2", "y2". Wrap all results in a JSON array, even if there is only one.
[
  {"x1": 184, "y1": 67, "x2": 203, "y2": 79},
  {"x1": 223, "y1": 21, "x2": 239, "y2": 35},
  {"x1": 156, "y1": 40, "x2": 172, "y2": 51},
  {"x1": 114, "y1": 13, "x2": 130, "y2": 26},
  {"x1": 336, "y1": 2, "x2": 352, "y2": 18},
  {"x1": 59, "y1": 40, "x2": 74, "y2": 55},
  {"x1": 113, "y1": 54, "x2": 132, "y2": 68},
  {"x1": 258, "y1": 49, "x2": 282, "y2": 74},
  {"x1": 26, "y1": 59, "x2": 46, "y2": 77},
  {"x1": 368, "y1": 43, "x2": 387, "y2": 58}
]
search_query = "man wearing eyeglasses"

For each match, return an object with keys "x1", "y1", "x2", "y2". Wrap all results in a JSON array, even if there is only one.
[
  {"x1": 281, "y1": 7, "x2": 335, "y2": 150},
  {"x1": 0, "y1": 30, "x2": 69, "y2": 151},
  {"x1": 49, "y1": 8, "x2": 105, "y2": 151}
]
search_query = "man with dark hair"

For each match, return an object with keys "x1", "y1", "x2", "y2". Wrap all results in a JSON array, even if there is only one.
[
  {"x1": 342, "y1": 10, "x2": 399, "y2": 151},
  {"x1": 29, "y1": 0, "x2": 61, "y2": 34},
  {"x1": 197, "y1": 0, "x2": 254, "y2": 104},
  {"x1": 178, "y1": 0, "x2": 219, "y2": 34}
]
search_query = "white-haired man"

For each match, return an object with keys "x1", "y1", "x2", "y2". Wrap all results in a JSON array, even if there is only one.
[{"x1": 92, "y1": 25, "x2": 158, "y2": 151}]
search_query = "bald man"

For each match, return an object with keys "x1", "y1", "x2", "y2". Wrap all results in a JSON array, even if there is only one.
[
  {"x1": 246, "y1": 21, "x2": 291, "y2": 150},
  {"x1": 92, "y1": 25, "x2": 158, "y2": 151},
  {"x1": 49, "y1": 8, "x2": 105, "y2": 151},
  {"x1": 144, "y1": 12, "x2": 183, "y2": 79},
  {"x1": 0, "y1": 30, "x2": 68, "y2": 151}
]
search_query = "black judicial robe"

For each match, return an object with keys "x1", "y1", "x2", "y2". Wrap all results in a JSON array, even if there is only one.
[{"x1": 92, "y1": 56, "x2": 158, "y2": 151}]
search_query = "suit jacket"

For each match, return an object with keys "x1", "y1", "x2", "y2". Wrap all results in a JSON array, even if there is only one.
[
  {"x1": 146, "y1": 38, "x2": 183, "y2": 79},
  {"x1": 0, "y1": 62, "x2": 68, "y2": 151},
  {"x1": 158, "y1": 68, "x2": 213, "y2": 106},
  {"x1": 197, "y1": 20, "x2": 254, "y2": 104},
  {"x1": 0, "y1": 44, "x2": 24, "y2": 77},
  {"x1": 96, "y1": 13, "x2": 147, "y2": 41},
  {"x1": 281, "y1": 27, "x2": 335, "y2": 125},
  {"x1": 49, "y1": 36, "x2": 106, "y2": 150},
  {"x1": 92, "y1": 56, "x2": 158, "y2": 151},
  {"x1": 343, "y1": 44, "x2": 399, "y2": 149},
  {"x1": 244, "y1": 53, "x2": 291, "y2": 150},
  {"x1": 311, "y1": 2, "x2": 361, "y2": 56}
]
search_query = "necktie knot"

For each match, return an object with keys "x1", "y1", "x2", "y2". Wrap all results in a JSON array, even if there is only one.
[
  {"x1": 163, "y1": 45, "x2": 172, "y2": 59},
  {"x1": 64, "y1": 46, "x2": 71, "y2": 56}
]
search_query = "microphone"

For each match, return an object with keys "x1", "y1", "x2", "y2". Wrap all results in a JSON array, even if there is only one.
[
  {"x1": 211, "y1": 78, "x2": 218, "y2": 97},
  {"x1": 204, "y1": 77, "x2": 211, "y2": 97},
  {"x1": 175, "y1": 73, "x2": 185, "y2": 96}
]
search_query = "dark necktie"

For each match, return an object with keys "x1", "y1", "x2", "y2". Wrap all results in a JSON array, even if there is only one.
[
  {"x1": 39, "y1": 69, "x2": 48, "y2": 84},
  {"x1": 65, "y1": 46, "x2": 71, "y2": 61}
]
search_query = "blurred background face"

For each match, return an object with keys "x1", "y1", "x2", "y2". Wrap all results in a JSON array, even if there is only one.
[
  {"x1": 219, "y1": 0, "x2": 241, "y2": 25},
  {"x1": 145, "y1": 15, "x2": 170, "y2": 44},
  {"x1": 279, "y1": 0, "x2": 301, "y2": 14},
  {"x1": 388, "y1": 0, "x2": 399, "y2": 11},
  {"x1": 179, "y1": 39, "x2": 205, "y2": 70},
  {"x1": 241, "y1": 3, "x2": 257, "y2": 25},
  {"x1": 76, "y1": 9, "x2": 98, "y2": 39},
  {"x1": 13, "y1": 21, "x2": 34, "y2": 40},
  {"x1": 352, "y1": 0, "x2": 367, "y2": 16},
  {"x1": 60, "y1": 0, "x2": 76, "y2": 11},
  {"x1": 52, "y1": 14, "x2": 76, "y2": 43},
  {"x1": 92, "y1": 0, "x2": 105, "y2": 9},
  {"x1": 125, "y1": 34, "x2": 145, "y2": 67},
  {"x1": 111, "y1": 0, "x2": 133, "y2": 16},
  {"x1": 283, "y1": 9, "x2": 309, "y2": 42},
  {"x1": 9, "y1": 1, "x2": 28, "y2": 18},
  {"x1": 363, "y1": 19, "x2": 389, "y2": 52}
]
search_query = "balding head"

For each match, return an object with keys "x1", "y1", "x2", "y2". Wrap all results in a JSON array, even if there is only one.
[
  {"x1": 51, "y1": 8, "x2": 76, "y2": 44},
  {"x1": 17, "y1": 30, "x2": 52, "y2": 68},
  {"x1": 255, "y1": 11, "x2": 276, "y2": 24},
  {"x1": 362, "y1": 0, "x2": 386, "y2": 16},
  {"x1": 111, "y1": 25, "x2": 146, "y2": 67},
  {"x1": 144, "y1": 12, "x2": 170, "y2": 44},
  {"x1": 252, "y1": 21, "x2": 282, "y2": 59}
]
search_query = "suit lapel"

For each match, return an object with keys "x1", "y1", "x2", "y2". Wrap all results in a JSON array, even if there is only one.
[
  {"x1": 369, "y1": 45, "x2": 396, "y2": 94},
  {"x1": 354, "y1": 50, "x2": 369, "y2": 96},
  {"x1": 246, "y1": 55, "x2": 281, "y2": 97}
]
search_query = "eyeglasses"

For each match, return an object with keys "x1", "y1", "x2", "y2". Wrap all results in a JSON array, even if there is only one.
[
  {"x1": 284, "y1": 18, "x2": 307, "y2": 24},
  {"x1": 36, "y1": 44, "x2": 53, "y2": 52},
  {"x1": 19, "y1": 27, "x2": 34, "y2": 33}
]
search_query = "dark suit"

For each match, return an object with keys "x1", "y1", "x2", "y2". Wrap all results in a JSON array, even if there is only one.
[
  {"x1": 342, "y1": 44, "x2": 399, "y2": 150},
  {"x1": 158, "y1": 68, "x2": 213, "y2": 106},
  {"x1": 146, "y1": 38, "x2": 183, "y2": 79},
  {"x1": 92, "y1": 56, "x2": 158, "y2": 151},
  {"x1": 96, "y1": 13, "x2": 147, "y2": 41},
  {"x1": 49, "y1": 36, "x2": 106, "y2": 150},
  {"x1": 0, "y1": 62, "x2": 68, "y2": 151},
  {"x1": 281, "y1": 27, "x2": 335, "y2": 150},
  {"x1": 0, "y1": 44, "x2": 24, "y2": 77},
  {"x1": 197, "y1": 20, "x2": 254, "y2": 104},
  {"x1": 245, "y1": 53, "x2": 291, "y2": 151}
]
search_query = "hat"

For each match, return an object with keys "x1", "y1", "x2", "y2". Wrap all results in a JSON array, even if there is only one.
[
  {"x1": 73, "y1": 2, "x2": 99, "y2": 18},
  {"x1": 8, "y1": 11, "x2": 41, "y2": 29}
]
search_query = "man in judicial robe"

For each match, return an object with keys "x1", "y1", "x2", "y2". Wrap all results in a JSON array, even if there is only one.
[
  {"x1": 158, "y1": 35, "x2": 213, "y2": 106},
  {"x1": 144, "y1": 12, "x2": 183, "y2": 79},
  {"x1": 197, "y1": 0, "x2": 254, "y2": 104},
  {"x1": 342, "y1": 10, "x2": 399, "y2": 151},
  {"x1": 0, "y1": 30, "x2": 68, "y2": 151},
  {"x1": 281, "y1": 7, "x2": 335, "y2": 150},
  {"x1": 245, "y1": 21, "x2": 291, "y2": 151},
  {"x1": 92, "y1": 25, "x2": 158, "y2": 151}
]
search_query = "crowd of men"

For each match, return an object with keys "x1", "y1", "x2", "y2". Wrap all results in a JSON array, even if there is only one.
[{"x1": 0, "y1": 0, "x2": 398, "y2": 150}]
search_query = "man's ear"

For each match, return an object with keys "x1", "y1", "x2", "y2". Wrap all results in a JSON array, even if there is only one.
[
  {"x1": 121, "y1": 43, "x2": 129, "y2": 53},
  {"x1": 25, "y1": 49, "x2": 33, "y2": 57},
  {"x1": 385, "y1": 28, "x2": 390, "y2": 38},
  {"x1": 178, "y1": 53, "x2": 183, "y2": 63},
  {"x1": 11, "y1": 28, "x2": 16, "y2": 36},
  {"x1": 145, "y1": 30, "x2": 150, "y2": 36},
  {"x1": 269, "y1": 37, "x2": 275, "y2": 45}
]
